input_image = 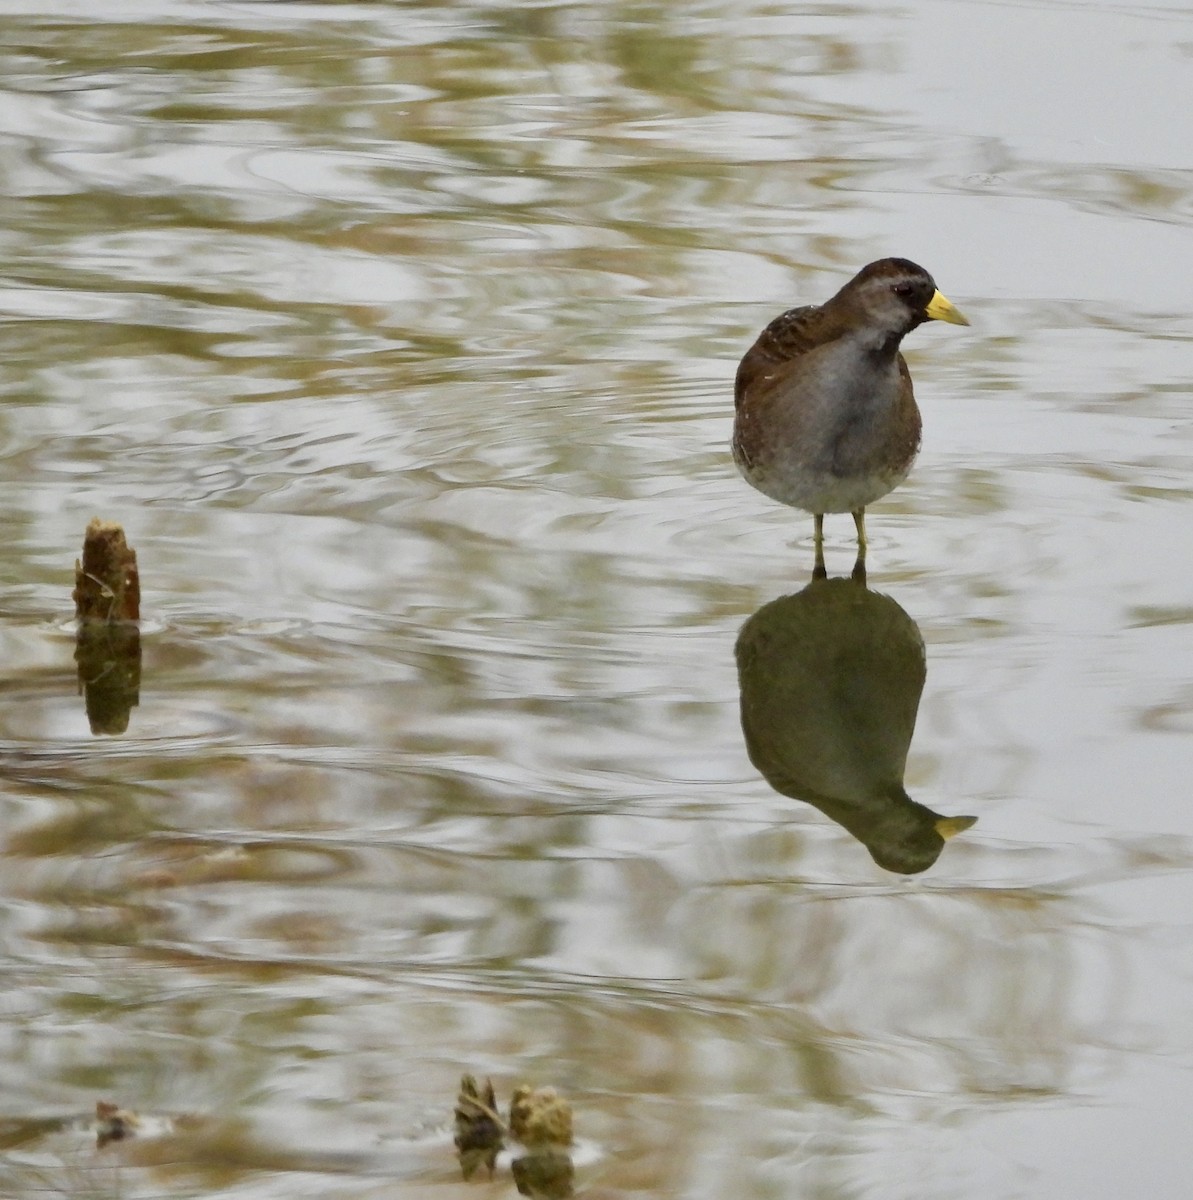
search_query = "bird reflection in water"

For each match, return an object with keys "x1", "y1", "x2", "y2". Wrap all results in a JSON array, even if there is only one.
[{"x1": 735, "y1": 565, "x2": 976, "y2": 873}]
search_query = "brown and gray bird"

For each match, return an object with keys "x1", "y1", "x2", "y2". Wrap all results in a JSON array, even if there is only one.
[{"x1": 732, "y1": 258, "x2": 968, "y2": 565}]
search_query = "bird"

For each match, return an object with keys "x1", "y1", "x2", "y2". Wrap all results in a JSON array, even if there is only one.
[{"x1": 732, "y1": 258, "x2": 968, "y2": 569}]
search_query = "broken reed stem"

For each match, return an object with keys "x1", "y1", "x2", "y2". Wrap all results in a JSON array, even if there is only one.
[{"x1": 74, "y1": 518, "x2": 140, "y2": 623}]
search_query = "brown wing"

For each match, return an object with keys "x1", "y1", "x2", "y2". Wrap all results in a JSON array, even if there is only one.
[
  {"x1": 890, "y1": 352, "x2": 922, "y2": 465},
  {"x1": 734, "y1": 303, "x2": 838, "y2": 410}
]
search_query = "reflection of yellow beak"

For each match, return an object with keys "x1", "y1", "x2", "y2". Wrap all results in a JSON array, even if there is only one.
[
  {"x1": 934, "y1": 815, "x2": 978, "y2": 841},
  {"x1": 925, "y1": 289, "x2": 970, "y2": 326}
]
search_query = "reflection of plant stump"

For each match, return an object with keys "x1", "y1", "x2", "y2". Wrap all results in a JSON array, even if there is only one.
[
  {"x1": 512, "y1": 1148, "x2": 574, "y2": 1199},
  {"x1": 74, "y1": 520, "x2": 142, "y2": 735}
]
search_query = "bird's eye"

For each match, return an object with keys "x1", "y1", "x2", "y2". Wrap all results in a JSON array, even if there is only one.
[{"x1": 892, "y1": 282, "x2": 915, "y2": 299}]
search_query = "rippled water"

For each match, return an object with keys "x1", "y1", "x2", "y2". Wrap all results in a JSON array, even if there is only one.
[{"x1": 2, "y1": 1, "x2": 1193, "y2": 1197}]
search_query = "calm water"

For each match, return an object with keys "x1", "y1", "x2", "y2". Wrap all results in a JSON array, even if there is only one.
[{"x1": 2, "y1": 1, "x2": 1193, "y2": 1197}]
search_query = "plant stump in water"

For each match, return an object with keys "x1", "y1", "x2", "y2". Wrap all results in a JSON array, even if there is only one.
[{"x1": 74, "y1": 519, "x2": 142, "y2": 734}]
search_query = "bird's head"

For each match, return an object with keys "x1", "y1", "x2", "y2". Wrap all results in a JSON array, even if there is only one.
[{"x1": 835, "y1": 258, "x2": 969, "y2": 344}]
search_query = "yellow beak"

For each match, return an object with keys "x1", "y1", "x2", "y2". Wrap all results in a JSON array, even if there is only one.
[
  {"x1": 925, "y1": 289, "x2": 969, "y2": 326},
  {"x1": 934, "y1": 815, "x2": 978, "y2": 841}
]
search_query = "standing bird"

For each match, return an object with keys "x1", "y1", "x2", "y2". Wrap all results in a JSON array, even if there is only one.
[{"x1": 732, "y1": 258, "x2": 968, "y2": 569}]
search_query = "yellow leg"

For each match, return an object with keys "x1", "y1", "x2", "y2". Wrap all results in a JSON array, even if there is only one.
[
  {"x1": 850, "y1": 509, "x2": 867, "y2": 583},
  {"x1": 852, "y1": 508, "x2": 867, "y2": 550}
]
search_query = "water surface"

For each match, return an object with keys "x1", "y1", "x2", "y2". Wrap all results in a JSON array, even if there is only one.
[{"x1": 2, "y1": 2, "x2": 1192, "y2": 1197}]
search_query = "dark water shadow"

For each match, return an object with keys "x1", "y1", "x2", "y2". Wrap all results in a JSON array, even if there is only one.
[{"x1": 735, "y1": 564, "x2": 976, "y2": 874}]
